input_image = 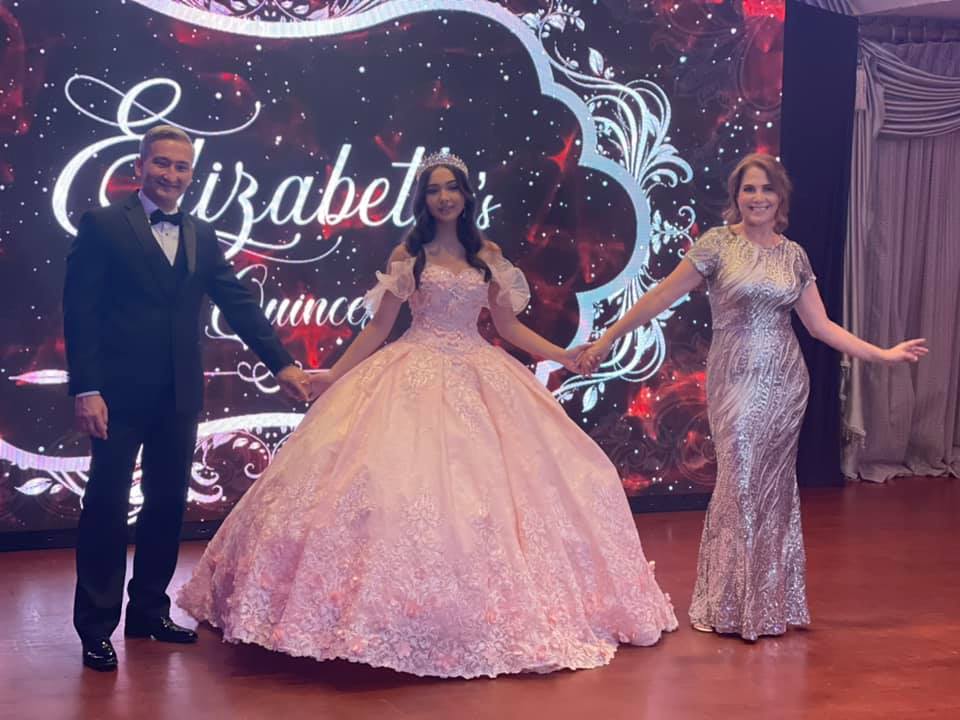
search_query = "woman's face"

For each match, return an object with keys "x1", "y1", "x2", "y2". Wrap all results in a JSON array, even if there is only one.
[
  {"x1": 737, "y1": 165, "x2": 780, "y2": 229},
  {"x1": 424, "y1": 166, "x2": 466, "y2": 225}
]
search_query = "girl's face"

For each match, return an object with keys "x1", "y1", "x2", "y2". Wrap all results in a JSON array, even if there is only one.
[
  {"x1": 424, "y1": 166, "x2": 465, "y2": 225},
  {"x1": 737, "y1": 165, "x2": 780, "y2": 229}
]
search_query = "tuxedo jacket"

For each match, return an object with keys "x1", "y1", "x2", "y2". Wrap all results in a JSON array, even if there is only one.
[{"x1": 63, "y1": 192, "x2": 293, "y2": 416}]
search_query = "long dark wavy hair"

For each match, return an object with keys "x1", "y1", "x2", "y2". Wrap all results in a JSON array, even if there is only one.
[{"x1": 403, "y1": 163, "x2": 491, "y2": 288}]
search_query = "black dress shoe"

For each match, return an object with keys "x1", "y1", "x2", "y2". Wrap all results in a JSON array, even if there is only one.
[
  {"x1": 124, "y1": 615, "x2": 198, "y2": 644},
  {"x1": 82, "y1": 638, "x2": 118, "y2": 672}
]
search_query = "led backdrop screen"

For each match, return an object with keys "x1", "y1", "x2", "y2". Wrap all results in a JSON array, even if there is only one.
[{"x1": 0, "y1": 0, "x2": 785, "y2": 533}]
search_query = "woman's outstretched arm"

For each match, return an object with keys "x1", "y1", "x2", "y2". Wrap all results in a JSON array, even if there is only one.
[
  {"x1": 579, "y1": 259, "x2": 704, "y2": 372},
  {"x1": 794, "y1": 282, "x2": 927, "y2": 363}
]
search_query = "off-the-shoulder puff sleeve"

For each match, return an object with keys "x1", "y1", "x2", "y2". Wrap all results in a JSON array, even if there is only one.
[
  {"x1": 481, "y1": 247, "x2": 531, "y2": 314},
  {"x1": 362, "y1": 256, "x2": 416, "y2": 316},
  {"x1": 683, "y1": 227, "x2": 724, "y2": 279}
]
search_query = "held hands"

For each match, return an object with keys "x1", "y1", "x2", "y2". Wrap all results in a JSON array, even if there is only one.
[
  {"x1": 575, "y1": 337, "x2": 614, "y2": 376},
  {"x1": 555, "y1": 339, "x2": 614, "y2": 376},
  {"x1": 308, "y1": 370, "x2": 335, "y2": 401},
  {"x1": 276, "y1": 365, "x2": 312, "y2": 402},
  {"x1": 275, "y1": 365, "x2": 339, "y2": 403},
  {"x1": 75, "y1": 395, "x2": 109, "y2": 439},
  {"x1": 880, "y1": 338, "x2": 928, "y2": 364},
  {"x1": 557, "y1": 344, "x2": 592, "y2": 373}
]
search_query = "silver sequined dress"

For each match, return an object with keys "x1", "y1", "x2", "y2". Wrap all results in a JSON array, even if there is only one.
[{"x1": 685, "y1": 226, "x2": 816, "y2": 640}]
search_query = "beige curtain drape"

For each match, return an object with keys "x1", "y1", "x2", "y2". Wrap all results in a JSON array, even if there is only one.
[{"x1": 842, "y1": 39, "x2": 960, "y2": 481}]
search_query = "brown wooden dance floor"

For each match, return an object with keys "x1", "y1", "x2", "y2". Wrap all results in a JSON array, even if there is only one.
[{"x1": 2, "y1": 476, "x2": 957, "y2": 720}]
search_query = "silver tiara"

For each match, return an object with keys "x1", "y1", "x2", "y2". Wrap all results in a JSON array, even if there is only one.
[{"x1": 416, "y1": 151, "x2": 469, "y2": 180}]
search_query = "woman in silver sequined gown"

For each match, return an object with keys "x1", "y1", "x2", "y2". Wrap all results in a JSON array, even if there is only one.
[
  {"x1": 580, "y1": 154, "x2": 927, "y2": 640},
  {"x1": 682, "y1": 223, "x2": 813, "y2": 639}
]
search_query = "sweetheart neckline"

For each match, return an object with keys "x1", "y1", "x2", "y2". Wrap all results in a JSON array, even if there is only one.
[{"x1": 422, "y1": 263, "x2": 484, "y2": 279}]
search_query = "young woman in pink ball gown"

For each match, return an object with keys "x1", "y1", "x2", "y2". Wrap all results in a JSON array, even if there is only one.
[{"x1": 177, "y1": 152, "x2": 677, "y2": 678}]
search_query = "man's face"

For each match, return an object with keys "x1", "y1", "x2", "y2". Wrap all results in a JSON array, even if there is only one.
[{"x1": 134, "y1": 138, "x2": 194, "y2": 211}]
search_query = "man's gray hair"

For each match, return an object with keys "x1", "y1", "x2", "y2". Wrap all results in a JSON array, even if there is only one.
[{"x1": 139, "y1": 125, "x2": 193, "y2": 159}]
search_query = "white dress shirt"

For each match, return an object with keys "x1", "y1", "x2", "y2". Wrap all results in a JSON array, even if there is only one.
[{"x1": 139, "y1": 190, "x2": 181, "y2": 266}]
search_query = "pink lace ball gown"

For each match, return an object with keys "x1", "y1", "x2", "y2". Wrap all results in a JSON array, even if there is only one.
[{"x1": 177, "y1": 247, "x2": 677, "y2": 678}]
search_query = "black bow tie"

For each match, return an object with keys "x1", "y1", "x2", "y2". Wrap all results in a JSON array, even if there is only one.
[{"x1": 149, "y1": 209, "x2": 183, "y2": 226}]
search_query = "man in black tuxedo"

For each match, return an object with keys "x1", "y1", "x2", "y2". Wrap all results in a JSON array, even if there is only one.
[{"x1": 63, "y1": 125, "x2": 311, "y2": 671}]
